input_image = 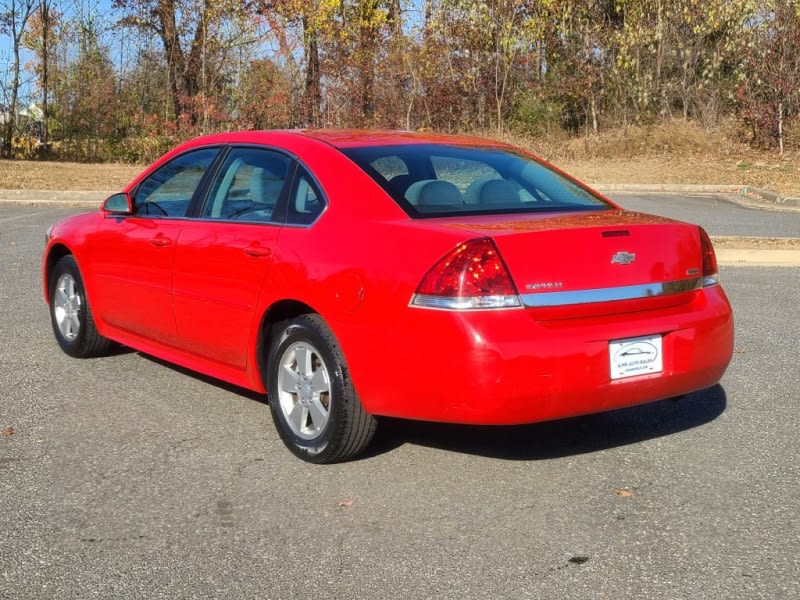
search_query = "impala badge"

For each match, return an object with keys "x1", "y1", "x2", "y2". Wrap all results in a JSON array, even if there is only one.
[{"x1": 611, "y1": 251, "x2": 636, "y2": 265}]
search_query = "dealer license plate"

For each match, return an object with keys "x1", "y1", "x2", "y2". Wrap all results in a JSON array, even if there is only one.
[{"x1": 609, "y1": 335, "x2": 663, "y2": 380}]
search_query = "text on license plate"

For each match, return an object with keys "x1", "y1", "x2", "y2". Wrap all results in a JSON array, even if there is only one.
[{"x1": 609, "y1": 335, "x2": 663, "y2": 380}]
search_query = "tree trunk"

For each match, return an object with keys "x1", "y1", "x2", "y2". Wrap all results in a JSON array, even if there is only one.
[
  {"x1": 406, "y1": 96, "x2": 414, "y2": 130},
  {"x1": 4, "y1": 44, "x2": 22, "y2": 156},
  {"x1": 187, "y1": 0, "x2": 217, "y2": 129},
  {"x1": 358, "y1": 0, "x2": 380, "y2": 124},
  {"x1": 389, "y1": 0, "x2": 402, "y2": 38},
  {"x1": 302, "y1": 16, "x2": 321, "y2": 127},
  {"x1": 41, "y1": 0, "x2": 51, "y2": 147},
  {"x1": 3, "y1": 1, "x2": 35, "y2": 156},
  {"x1": 156, "y1": 0, "x2": 188, "y2": 121}
]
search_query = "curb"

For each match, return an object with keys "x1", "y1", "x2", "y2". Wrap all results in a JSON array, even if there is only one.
[
  {"x1": 0, "y1": 189, "x2": 111, "y2": 207},
  {"x1": 711, "y1": 236, "x2": 800, "y2": 267},
  {"x1": 595, "y1": 183, "x2": 742, "y2": 194},
  {"x1": 716, "y1": 248, "x2": 800, "y2": 267},
  {"x1": 739, "y1": 185, "x2": 800, "y2": 207},
  {"x1": 710, "y1": 235, "x2": 799, "y2": 249}
]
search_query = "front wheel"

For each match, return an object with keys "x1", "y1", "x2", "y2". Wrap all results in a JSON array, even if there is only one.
[
  {"x1": 49, "y1": 255, "x2": 111, "y2": 358},
  {"x1": 267, "y1": 315, "x2": 377, "y2": 463}
]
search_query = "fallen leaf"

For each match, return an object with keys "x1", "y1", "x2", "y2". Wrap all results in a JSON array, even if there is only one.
[
  {"x1": 1, "y1": 426, "x2": 13, "y2": 437},
  {"x1": 336, "y1": 500, "x2": 355, "y2": 509},
  {"x1": 615, "y1": 489, "x2": 635, "y2": 498}
]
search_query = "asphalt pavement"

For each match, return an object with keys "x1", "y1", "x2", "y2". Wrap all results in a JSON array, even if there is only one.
[
  {"x1": 608, "y1": 192, "x2": 800, "y2": 238},
  {"x1": 1, "y1": 206, "x2": 800, "y2": 599}
]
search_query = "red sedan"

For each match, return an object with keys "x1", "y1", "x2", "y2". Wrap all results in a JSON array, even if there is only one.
[{"x1": 43, "y1": 130, "x2": 734, "y2": 462}]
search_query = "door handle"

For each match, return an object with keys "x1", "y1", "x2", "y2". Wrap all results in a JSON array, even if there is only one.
[
  {"x1": 150, "y1": 234, "x2": 171, "y2": 247},
  {"x1": 243, "y1": 245, "x2": 271, "y2": 258}
]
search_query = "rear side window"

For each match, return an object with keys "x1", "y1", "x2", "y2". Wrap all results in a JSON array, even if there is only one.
[
  {"x1": 342, "y1": 144, "x2": 610, "y2": 218},
  {"x1": 286, "y1": 170, "x2": 326, "y2": 225},
  {"x1": 203, "y1": 148, "x2": 290, "y2": 223}
]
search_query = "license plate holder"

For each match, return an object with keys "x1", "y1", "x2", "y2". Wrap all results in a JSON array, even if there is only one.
[{"x1": 609, "y1": 335, "x2": 663, "y2": 380}]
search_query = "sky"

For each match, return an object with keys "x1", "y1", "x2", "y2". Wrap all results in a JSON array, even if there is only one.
[{"x1": 1, "y1": 0, "x2": 116, "y2": 107}]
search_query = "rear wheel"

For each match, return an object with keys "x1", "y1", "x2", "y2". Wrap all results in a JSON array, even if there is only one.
[
  {"x1": 49, "y1": 255, "x2": 111, "y2": 358},
  {"x1": 267, "y1": 314, "x2": 377, "y2": 463}
]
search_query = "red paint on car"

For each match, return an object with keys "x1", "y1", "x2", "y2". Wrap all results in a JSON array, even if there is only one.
[{"x1": 43, "y1": 130, "x2": 734, "y2": 462}]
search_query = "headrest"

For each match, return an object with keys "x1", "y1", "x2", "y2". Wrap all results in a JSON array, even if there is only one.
[
  {"x1": 479, "y1": 179, "x2": 520, "y2": 205},
  {"x1": 418, "y1": 180, "x2": 462, "y2": 207},
  {"x1": 404, "y1": 179, "x2": 436, "y2": 205}
]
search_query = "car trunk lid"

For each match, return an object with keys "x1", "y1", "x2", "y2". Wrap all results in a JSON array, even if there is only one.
[{"x1": 443, "y1": 210, "x2": 705, "y2": 318}]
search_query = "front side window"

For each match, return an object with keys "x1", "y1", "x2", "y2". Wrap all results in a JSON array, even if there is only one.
[
  {"x1": 202, "y1": 148, "x2": 291, "y2": 223},
  {"x1": 133, "y1": 148, "x2": 218, "y2": 217},
  {"x1": 342, "y1": 144, "x2": 611, "y2": 218}
]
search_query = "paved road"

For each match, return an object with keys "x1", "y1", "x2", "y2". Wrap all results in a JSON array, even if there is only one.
[
  {"x1": 609, "y1": 193, "x2": 800, "y2": 238},
  {"x1": 2, "y1": 207, "x2": 800, "y2": 599}
]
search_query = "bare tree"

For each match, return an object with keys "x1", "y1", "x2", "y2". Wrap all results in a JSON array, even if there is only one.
[
  {"x1": 39, "y1": 0, "x2": 50, "y2": 145},
  {"x1": 0, "y1": 0, "x2": 37, "y2": 156}
]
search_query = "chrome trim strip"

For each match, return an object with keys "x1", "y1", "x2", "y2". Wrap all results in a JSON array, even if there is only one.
[
  {"x1": 520, "y1": 277, "x2": 702, "y2": 308},
  {"x1": 410, "y1": 294, "x2": 522, "y2": 310}
]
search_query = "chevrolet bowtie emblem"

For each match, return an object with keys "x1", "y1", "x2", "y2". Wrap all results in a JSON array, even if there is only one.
[{"x1": 611, "y1": 251, "x2": 636, "y2": 265}]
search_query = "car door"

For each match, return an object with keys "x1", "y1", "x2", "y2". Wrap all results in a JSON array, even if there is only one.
[
  {"x1": 171, "y1": 147, "x2": 291, "y2": 368},
  {"x1": 90, "y1": 147, "x2": 219, "y2": 344}
]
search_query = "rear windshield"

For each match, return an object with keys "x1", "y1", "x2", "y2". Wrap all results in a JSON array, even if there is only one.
[{"x1": 341, "y1": 144, "x2": 611, "y2": 217}]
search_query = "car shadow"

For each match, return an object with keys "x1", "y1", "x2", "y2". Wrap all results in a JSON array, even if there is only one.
[
  {"x1": 137, "y1": 353, "x2": 267, "y2": 404},
  {"x1": 363, "y1": 385, "x2": 727, "y2": 461},
  {"x1": 105, "y1": 343, "x2": 136, "y2": 357},
  {"x1": 135, "y1": 352, "x2": 726, "y2": 462}
]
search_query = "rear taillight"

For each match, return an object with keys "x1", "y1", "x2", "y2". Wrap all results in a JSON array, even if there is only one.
[
  {"x1": 699, "y1": 227, "x2": 719, "y2": 287},
  {"x1": 411, "y1": 238, "x2": 521, "y2": 310}
]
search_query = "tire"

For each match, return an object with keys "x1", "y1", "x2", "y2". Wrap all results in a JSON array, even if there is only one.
[
  {"x1": 267, "y1": 314, "x2": 377, "y2": 463},
  {"x1": 49, "y1": 255, "x2": 111, "y2": 358}
]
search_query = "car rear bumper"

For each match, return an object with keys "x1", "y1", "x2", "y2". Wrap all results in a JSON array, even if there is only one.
[{"x1": 354, "y1": 285, "x2": 734, "y2": 424}]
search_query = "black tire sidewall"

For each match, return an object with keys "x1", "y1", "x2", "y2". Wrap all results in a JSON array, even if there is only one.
[
  {"x1": 49, "y1": 256, "x2": 89, "y2": 357},
  {"x1": 267, "y1": 318, "x2": 343, "y2": 461}
]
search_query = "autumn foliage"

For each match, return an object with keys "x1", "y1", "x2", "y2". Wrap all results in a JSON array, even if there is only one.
[{"x1": 1, "y1": 0, "x2": 800, "y2": 161}]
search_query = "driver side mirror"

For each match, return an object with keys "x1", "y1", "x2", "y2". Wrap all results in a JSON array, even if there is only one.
[{"x1": 102, "y1": 192, "x2": 133, "y2": 215}]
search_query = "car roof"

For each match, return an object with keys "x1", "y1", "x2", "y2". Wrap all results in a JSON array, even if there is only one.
[
  {"x1": 299, "y1": 129, "x2": 509, "y2": 149},
  {"x1": 178, "y1": 129, "x2": 510, "y2": 151}
]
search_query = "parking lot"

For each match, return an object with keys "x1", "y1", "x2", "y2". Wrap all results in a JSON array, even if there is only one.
[{"x1": 2, "y1": 205, "x2": 799, "y2": 599}]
